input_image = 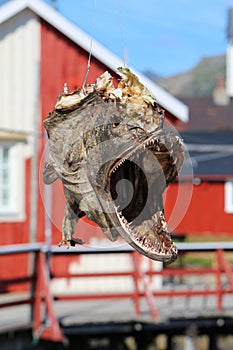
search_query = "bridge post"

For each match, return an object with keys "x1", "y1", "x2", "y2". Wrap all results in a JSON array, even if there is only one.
[
  {"x1": 216, "y1": 249, "x2": 223, "y2": 312},
  {"x1": 33, "y1": 250, "x2": 64, "y2": 343},
  {"x1": 132, "y1": 251, "x2": 159, "y2": 319},
  {"x1": 166, "y1": 334, "x2": 173, "y2": 350},
  {"x1": 208, "y1": 333, "x2": 217, "y2": 350},
  {"x1": 131, "y1": 251, "x2": 141, "y2": 315},
  {"x1": 183, "y1": 323, "x2": 197, "y2": 350}
]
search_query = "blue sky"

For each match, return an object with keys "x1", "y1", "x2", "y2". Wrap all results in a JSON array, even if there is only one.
[{"x1": 47, "y1": 0, "x2": 233, "y2": 77}]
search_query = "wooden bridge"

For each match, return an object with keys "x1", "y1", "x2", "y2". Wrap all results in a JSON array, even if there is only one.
[{"x1": 0, "y1": 242, "x2": 233, "y2": 349}]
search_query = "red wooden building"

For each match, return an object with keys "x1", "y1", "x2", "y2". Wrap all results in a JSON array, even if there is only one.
[
  {"x1": 166, "y1": 11, "x2": 233, "y2": 238},
  {"x1": 0, "y1": 0, "x2": 188, "y2": 287},
  {"x1": 166, "y1": 130, "x2": 233, "y2": 240},
  {"x1": 165, "y1": 96, "x2": 233, "y2": 238}
]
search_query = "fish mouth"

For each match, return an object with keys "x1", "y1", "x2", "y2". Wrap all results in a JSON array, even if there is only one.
[{"x1": 107, "y1": 135, "x2": 178, "y2": 263}]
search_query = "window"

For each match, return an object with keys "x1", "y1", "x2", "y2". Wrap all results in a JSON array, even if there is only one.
[
  {"x1": 224, "y1": 180, "x2": 233, "y2": 213},
  {"x1": 0, "y1": 146, "x2": 12, "y2": 213},
  {"x1": 0, "y1": 143, "x2": 25, "y2": 220}
]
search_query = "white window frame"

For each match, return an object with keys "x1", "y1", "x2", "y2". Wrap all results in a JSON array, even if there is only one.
[
  {"x1": 0, "y1": 142, "x2": 25, "y2": 221},
  {"x1": 224, "y1": 180, "x2": 233, "y2": 213}
]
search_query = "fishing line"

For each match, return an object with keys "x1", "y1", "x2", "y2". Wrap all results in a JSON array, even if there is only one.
[
  {"x1": 83, "y1": 0, "x2": 126, "y2": 91},
  {"x1": 82, "y1": 0, "x2": 97, "y2": 91},
  {"x1": 118, "y1": 0, "x2": 127, "y2": 67}
]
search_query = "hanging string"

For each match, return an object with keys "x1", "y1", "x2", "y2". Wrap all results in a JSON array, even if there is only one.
[
  {"x1": 82, "y1": 0, "x2": 127, "y2": 92},
  {"x1": 118, "y1": 0, "x2": 127, "y2": 67},
  {"x1": 82, "y1": 0, "x2": 97, "y2": 92}
]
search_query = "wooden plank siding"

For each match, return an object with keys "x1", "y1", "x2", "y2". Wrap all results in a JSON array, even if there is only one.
[
  {"x1": 40, "y1": 19, "x2": 119, "y2": 123},
  {"x1": 38, "y1": 19, "x2": 121, "y2": 245},
  {"x1": 166, "y1": 181, "x2": 233, "y2": 236}
]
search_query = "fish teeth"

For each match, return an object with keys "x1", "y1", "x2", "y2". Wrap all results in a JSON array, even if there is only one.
[
  {"x1": 112, "y1": 139, "x2": 161, "y2": 175},
  {"x1": 116, "y1": 209, "x2": 135, "y2": 232}
]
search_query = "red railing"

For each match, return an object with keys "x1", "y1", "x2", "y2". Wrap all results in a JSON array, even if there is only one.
[{"x1": 0, "y1": 242, "x2": 233, "y2": 343}]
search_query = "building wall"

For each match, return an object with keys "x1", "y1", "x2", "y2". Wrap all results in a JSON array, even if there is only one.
[
  {"x1": 0, "y1": 9, "x2": 40, "y2": 290},
  {"x1": 38, "y1": 20, "x2": 122, "y2": 245},
  {"x1": 39, "y1": 19, "x2": 119, "y2": 123},
  {"x1": 0, "y1": 9, "x2": 40, "y2": 134},
  {"x1": 165, "y1": 181, "x2": 233, "y2": 236},
  {"x1": 0, "y1": 9, "x2": 40, "y2": 223}
]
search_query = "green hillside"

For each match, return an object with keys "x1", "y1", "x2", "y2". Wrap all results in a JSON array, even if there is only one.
[{"x1": 153, "y1": 55, "x2": 226, "y2": 97}]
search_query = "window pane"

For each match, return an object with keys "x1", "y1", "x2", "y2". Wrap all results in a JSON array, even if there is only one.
[
  {"x1": 2, "y1": 148, "x2": 9, "y2": 164},
  {"x1": 0, "y1": 146, "x2": 10, "y2": 210},
  {"x1": 232, "y1": 181, "x2": 233, "y2": 203},
  {"x1": 0, "y1": 144, "x2": 22, "y2": 217},
  {"x1": 225, "y1": 180, "x2": 233, "y2": 213},
  {"x1": 2, "y1": 168, "x2": 9, "y2": 185},
  {"x1": 2, "y1": 190, "x2": 9, "y2": 206}
]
